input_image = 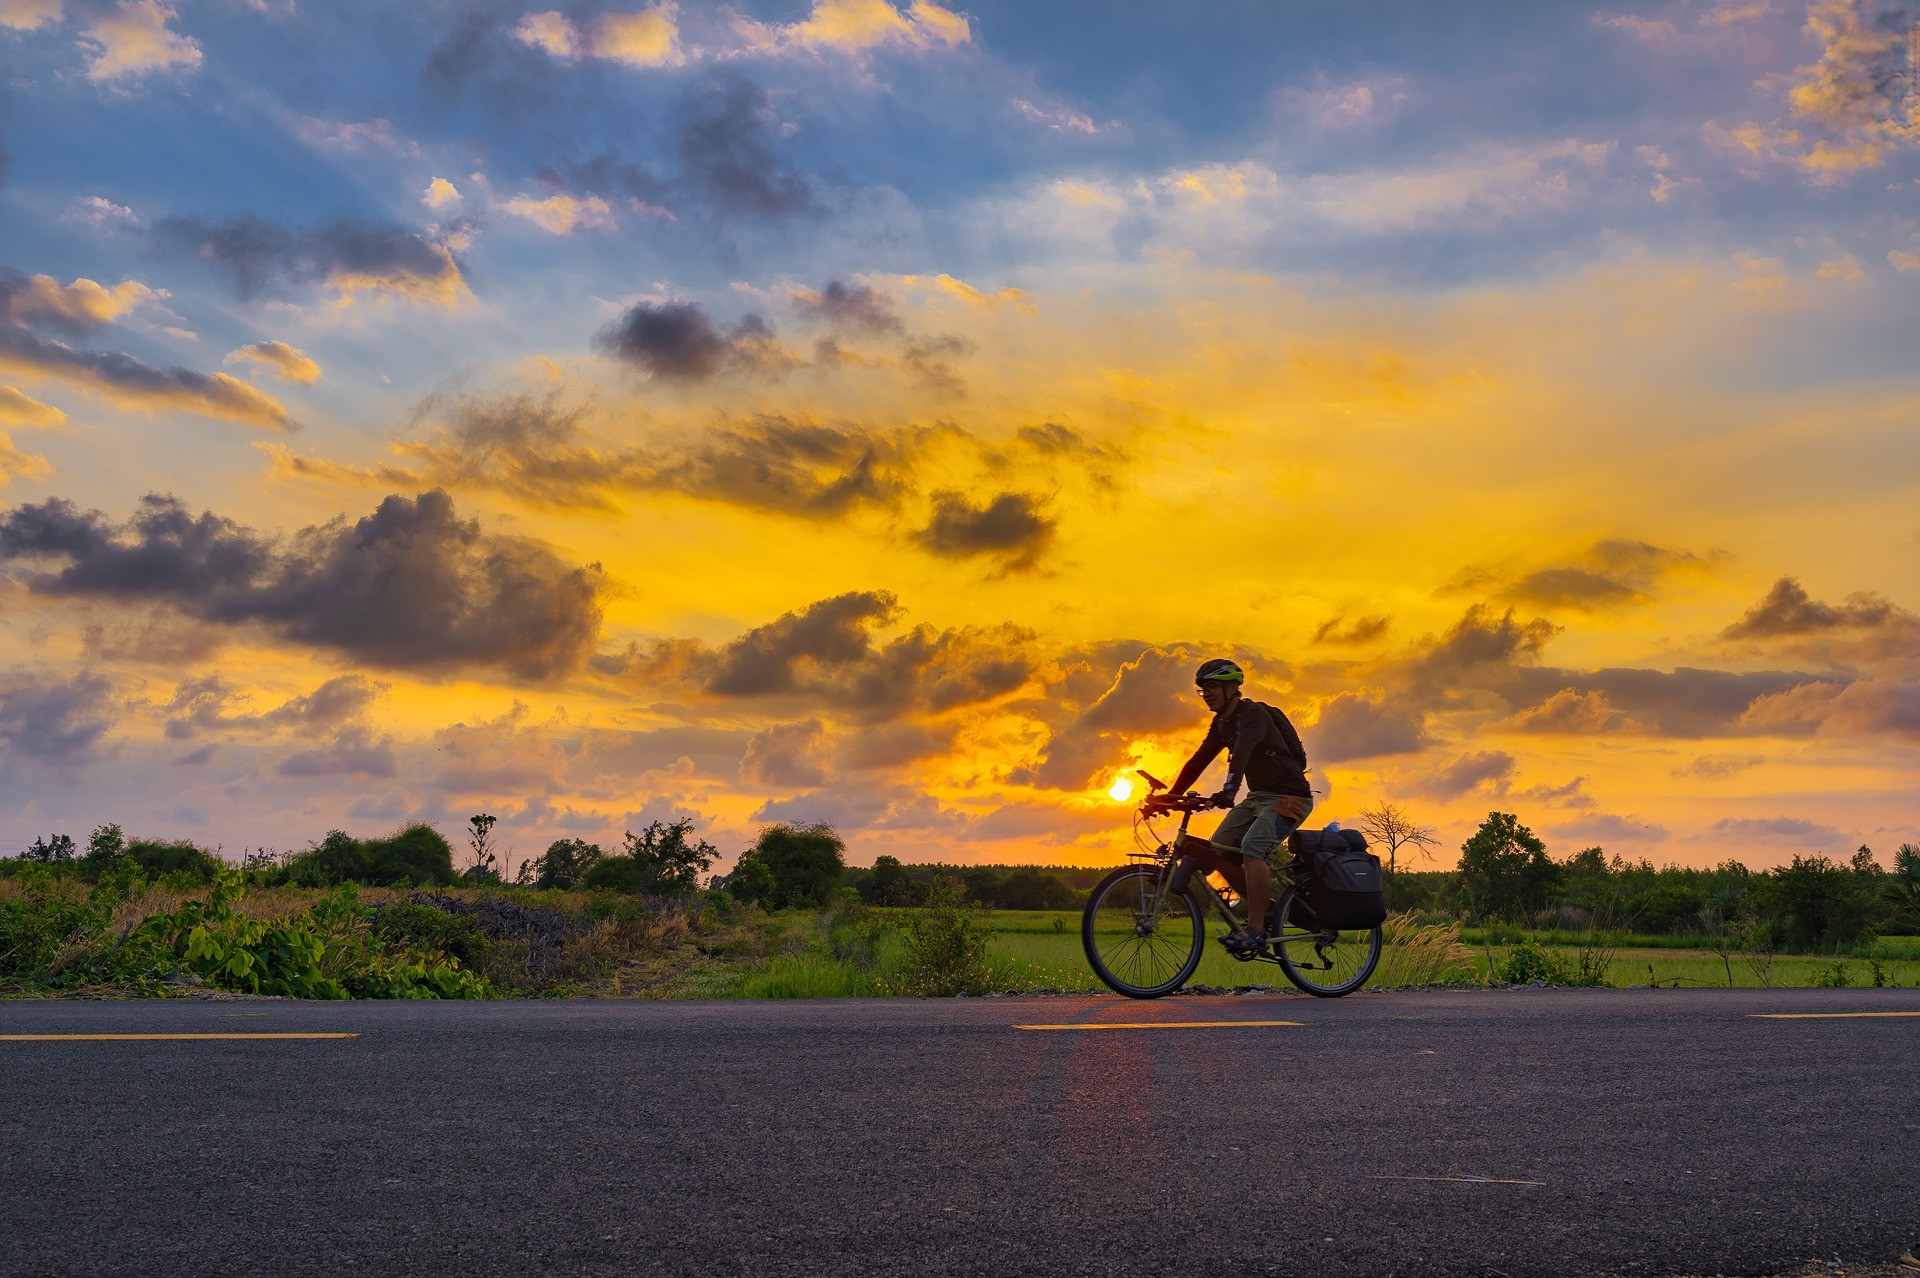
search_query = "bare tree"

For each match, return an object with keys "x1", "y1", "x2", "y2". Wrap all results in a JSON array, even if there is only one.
[{"x1": 1359, "y1": 801, "x2": 1440, "y2": 877}]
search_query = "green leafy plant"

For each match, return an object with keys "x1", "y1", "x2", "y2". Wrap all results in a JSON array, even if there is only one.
[{"x1": 1499, "y1": 936, "x2": 1571, "y2": 985}]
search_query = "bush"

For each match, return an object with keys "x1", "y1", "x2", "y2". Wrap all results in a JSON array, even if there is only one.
[
  {"x1": 888, "y1": 878, "x2": 1009, "y2": 996},
  {"x1": 1499, "y1": 937, "x2": 1571, "y2": 985},
  {"x1": 733, "y1": 823, "x2": 845, "y2": 910},
  {"x1": 522, "y1": 838, "x2": 604, "y2": 890},
  {"x1": 363, "y1": 825, "x2": 456, "y2": 886},
  {"x1": 124, "y1": 839, "x2": 225, "y2": 884},
  {"x1": 370, "y1": 900, "x2": 493, "y2": 969}
]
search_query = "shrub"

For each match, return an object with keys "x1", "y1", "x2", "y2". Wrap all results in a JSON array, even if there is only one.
[
  {"x1": 522, "y1": 838, "x2": 604, "y2": 890},
  {"x1": 370, "y1": 899, "x2": 493, "y2": 969},
  {"x1": 734, "y1": 823, "x2": 845, "y2": 910},
  {"x1": 1499, "y1": 936, "x2": 1571, "y2": 985},
  {"x1": 888, "y1": 878, "x2": 1009, "y2": 996},
  {"x1": 1812, "y1": 960, "x2": 1853, "y2": 988},
  {"x1": 119, "y1": 840, "x2": 225, "y2": 884},
  {"x1": 362, "y1": 825, "x2": 456, "y2": 886}
]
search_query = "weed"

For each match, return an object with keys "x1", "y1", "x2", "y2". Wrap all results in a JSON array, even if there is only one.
[
  {"x1": 1499, "y1": 936, "x2": 1571, "y2": 985},
  {"x1": 1811, "y1": 960, "x2": 1853, "y2": 989},
  {"x1": 888, "y1": 878, "x2": 1014, "y2": 997}
]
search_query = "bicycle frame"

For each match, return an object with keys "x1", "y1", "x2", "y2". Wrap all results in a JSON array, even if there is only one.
[{"x1": 1135, "y1": 806, "x2": 1317, "y2": 967}]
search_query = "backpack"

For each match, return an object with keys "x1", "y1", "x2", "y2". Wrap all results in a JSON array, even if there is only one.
[{"x1": 1285, "y1": 827, "x2": 1387, "y2": 930}]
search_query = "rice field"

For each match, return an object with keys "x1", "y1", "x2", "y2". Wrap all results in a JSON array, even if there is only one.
[{"x1": 985, "y1": 910, "x2": 1920, "y2": 991}]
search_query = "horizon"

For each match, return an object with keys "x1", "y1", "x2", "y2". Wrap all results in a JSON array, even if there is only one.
[{"x1": 2, "y1": 0, "x2": 1917, "y2": 872}]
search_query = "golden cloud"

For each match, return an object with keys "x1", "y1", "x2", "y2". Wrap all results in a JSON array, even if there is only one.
[{"x1": 82, "y1": 0, "x2": 201, "y2": 81}]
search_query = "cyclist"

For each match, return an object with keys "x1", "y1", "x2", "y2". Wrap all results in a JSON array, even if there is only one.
[{"x1": 1144, "y1": 658, "x2": 1313, "y2": 955}]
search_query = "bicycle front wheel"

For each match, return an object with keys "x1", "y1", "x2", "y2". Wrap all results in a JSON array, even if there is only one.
[
  {"x1": 1273, "y1": 889, "x2": 1381, "y2": 998},
  {"x1": 1081, "y1": 865, "x2": 1205, "y2": 999}
]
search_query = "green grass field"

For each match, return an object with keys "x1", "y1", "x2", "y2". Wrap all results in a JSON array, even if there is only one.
[{"x1": 985, "y1": 910, "x2": 1920, "y2": 991}]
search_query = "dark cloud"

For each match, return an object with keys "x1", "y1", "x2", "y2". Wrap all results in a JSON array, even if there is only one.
[
  {"x1": 913, "y1": 491, "x2": 1054, "y2": 570},
  {"x1": 1009, "y1": 645, "x2": 1207, "y2": 790},
  {"x1": 709, "y1": 592, "x2": 897, "y2": 696},
  {"x1": 594, "y1": 301, "x2": 785, "y2": 382},
  {"x1": 1494, "y1": 540, "x2": 1709, "y2": 611},
  {"x1": 1547, "y1": 812, "x2": 1668, "y2": 846},
  {"x1": 1398, "y1": 605, "x2": 1558, "y2": 704},
  {"x1": 636, "y1": 416, "x2": 913, "y2": 516},
  {"x1": 1415, "y1": 750, "x2": 1516, "y2": 799},
  {"x1": 675, "y1": 79, "x2": 816, "y2": 219},
  {"x1": 704, "y1": 591, "x2": 1034, "y2": 721},
  {"x1": 1544, "y1": 667, "x2": 1822, "y2": 738},
  {"x1": 0, "y1": 327, "x2": 291, "y2": 429},
  {"x1": 1308, "y1": 691, "x2": 1429, "y2": 762},
  {"x1": 1672, "y1": 754, "x2": 1765, "y2": 780},
  {"x1": 0, "y1": 490, "x2": 605, "y2": 679},
  {"x1": 1506, "y1": 566, "x2": 1642, "y2": 609},
  {"x1": 1312, "y1": 614, "x2": 1391, "y2": 645},
  {"x1": 1492, "y1": 688, "x2": 1636, "y2": 734},
  {"x1": 740, "y1": 719, "x2": 830, "y2": 788},
  {"x1": 0, "y1": 671, "x2": 116, "y2": 763},
  {"x1": 1520, "y1": 776, "x2": 1593, "y2": 809},
  {"x1": 1700, "y1": 815, "x2": 1849, "y2": 848},
  {"x1": 163, "y1": 673, "x2": 386, "y2": 740},
  {"x1": 276, "y1": 726, "x2": 397, "y2": 778},
  {"x1": 151, "y1": 214, "x2": 463, "y2": 301},
  {"x1": 792, "y1": 280, "x2": 901, "y2": 334},
  {"x1": 1723, "y1": 576, "x2": 1902, "y2": 639}
]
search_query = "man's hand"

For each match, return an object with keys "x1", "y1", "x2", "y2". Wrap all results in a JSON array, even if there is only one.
[{"x1": 1209, "y1": 787, "x2": 1238, "y2": 810}]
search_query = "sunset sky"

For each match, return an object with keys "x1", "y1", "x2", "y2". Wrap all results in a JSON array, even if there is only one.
[{"x1": 2, "y1": 0, "x2": 1917, "y2": 872}]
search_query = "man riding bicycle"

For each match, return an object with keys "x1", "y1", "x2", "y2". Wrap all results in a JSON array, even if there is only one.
[{"x1": 1144, "y1": 658, "x2": 1314, "y2": 956}]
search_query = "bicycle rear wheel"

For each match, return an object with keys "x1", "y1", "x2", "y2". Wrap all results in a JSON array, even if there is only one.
[
  {"x1": 1081, "y1": 865, "x2": 1205, "y2": 999},
  {"x1": 1273, "y1": 888, "x2": 1381, "y2": 997}
]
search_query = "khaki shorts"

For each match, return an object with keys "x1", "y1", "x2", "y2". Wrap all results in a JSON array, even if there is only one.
[{"x1": 1210, "y1": 792, "x2": 1314, "y2": 865}]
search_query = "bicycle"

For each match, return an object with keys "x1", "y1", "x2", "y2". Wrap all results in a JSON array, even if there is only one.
[{"x1": 1080, "y1": 771, "x2": 1383, "y2": 999}]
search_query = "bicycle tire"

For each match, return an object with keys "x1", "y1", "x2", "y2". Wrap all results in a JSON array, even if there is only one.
[
  {"x1": 1081, "y1": 865, "x2": 1205, "y2": 999},
  {"x1": 1273, "y1": 888, "x2": 1381, "y2": 998}
]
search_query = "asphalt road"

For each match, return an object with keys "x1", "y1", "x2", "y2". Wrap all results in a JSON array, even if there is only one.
[{"x1": 3, "y1": 987, "x2": 1917, "y2": 1278}]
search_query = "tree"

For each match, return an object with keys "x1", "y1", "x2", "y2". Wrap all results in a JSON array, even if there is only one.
[
  {"x1": 1850, "y1": 844, "x2": 1881, "y2": 876},
  {"x1": 734, "y1": 823, "x2": 846, "y2": 910},
  {"x1": 994, "y1": 867, "x2": 1076, "y2": 911},
  {"x1": 1765, "y1": 853, "x2": 1876, "y2": 951},
  {"x1": 465, "y1": 814, "x2": 499, "y2": 881},
  {"x1": 621, "y1": 820, "x2": 718, "y2": 896},
  {"x1": 524, "y1": 838, "x2": 603, "y2": 890},
  {"x1": 724, "y1": 854, "x2": 777, "y2": 907},
  {"x1": 857, "y1": 854, "x2": 920, "y2": 906},
  {"x1": 1359, "y1": 802, "x2": 1441, "y2": 877},
  {"x1": 24, "y1": 833, "x2": 76, "y2": 864},
  {"x1": 1457, "y1": 812, "x2": 1559, "y2": 922},
  {"x1": 1560, "y1": 846, "x2": 1617, "y2": 917},
  {"x1": 1879, "y1": 844, "x2": 1920, "y2": 930}
]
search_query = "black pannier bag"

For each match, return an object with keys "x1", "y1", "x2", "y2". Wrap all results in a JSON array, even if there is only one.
[{"x1": 1285, "y1": 827, "x2": 1387, "y2": 930}]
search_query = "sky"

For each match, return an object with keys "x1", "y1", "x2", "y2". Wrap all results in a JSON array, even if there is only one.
[{"x1": 1, "y1": 0, "x2": 1917, "y2": 873}]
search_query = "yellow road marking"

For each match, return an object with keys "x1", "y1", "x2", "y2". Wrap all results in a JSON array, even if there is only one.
[
  {"x1": 0, "y1": 1032, "x2": 359, "y2": 1041},
  {"x1": 1371, "y1": 1175, "x2": 1545, "y2": 1187},
  {"x1": 1013, "y1": 1020, "x2": 1304, "y2": 1031},
  {"x1": 1749, "y1": 1012, "x2": 1920, "y2": 1020}
]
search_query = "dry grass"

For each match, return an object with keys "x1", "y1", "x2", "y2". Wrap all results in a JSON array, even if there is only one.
[{"x1": 1376, "y1": 911, "x2": 1478, "y2": 987}]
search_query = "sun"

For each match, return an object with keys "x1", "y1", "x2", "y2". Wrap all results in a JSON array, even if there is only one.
[{"x1": 1108, "y1": 775, "x2": 1134, "y2": 802}]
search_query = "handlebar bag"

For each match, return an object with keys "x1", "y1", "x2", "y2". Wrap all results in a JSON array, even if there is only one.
[{"x1": 1285, "y1": 828, "x2": 1387, "y2": 930}]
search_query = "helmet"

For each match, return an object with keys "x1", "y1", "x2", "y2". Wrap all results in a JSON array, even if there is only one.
[{"x1": 1194, "y1": 658, "x2": 1244, "y2": 685}]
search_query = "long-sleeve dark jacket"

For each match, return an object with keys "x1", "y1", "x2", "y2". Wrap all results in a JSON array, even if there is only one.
[{"x1": 1169, "y1": 698, "x2": 1311, "y2": 800}]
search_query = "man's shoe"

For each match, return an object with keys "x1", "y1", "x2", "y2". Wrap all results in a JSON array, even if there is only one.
[{"x1": 1221, "y1": 929, "x2": 1269, "y2": 957}]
